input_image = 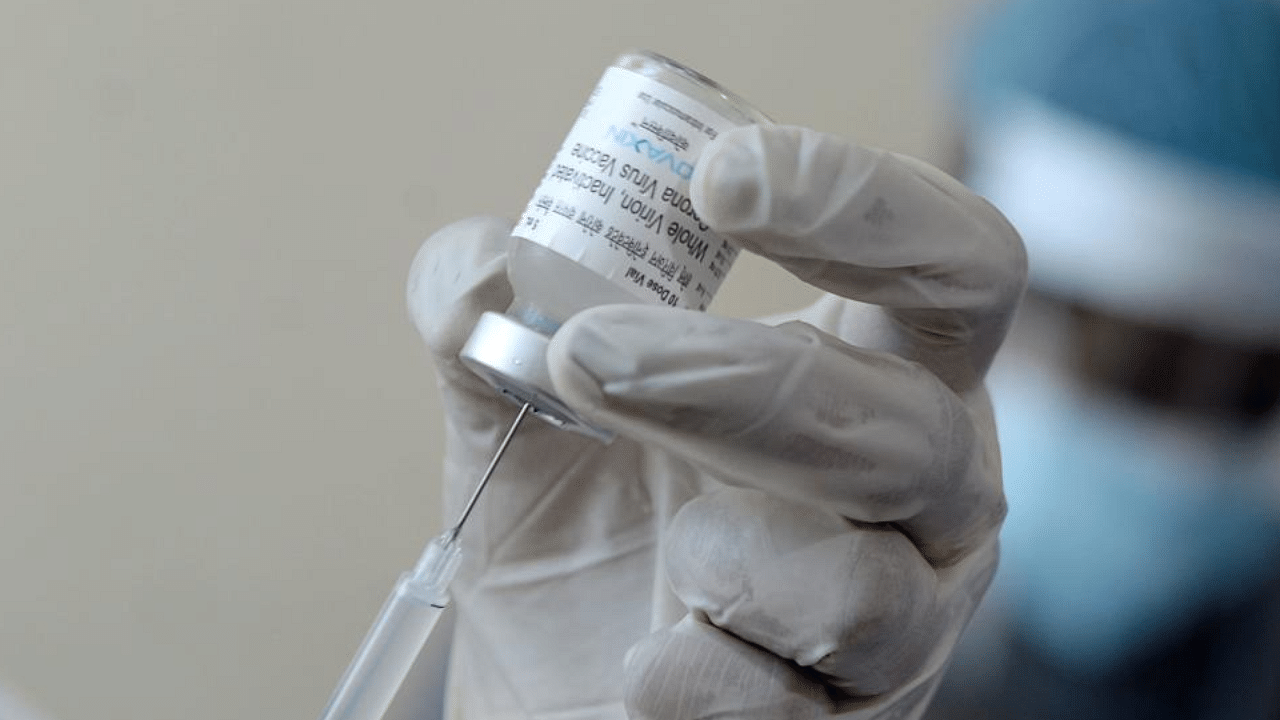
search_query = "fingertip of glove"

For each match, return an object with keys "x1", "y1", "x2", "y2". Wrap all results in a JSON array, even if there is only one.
[
  {"x1": 407, "y1": 215, "x2": 514, "y2": 360},
  {"x1": 548, "y1": 307, "x2": 813, "y2": 437},
  {"x1": 544, "y1": 304, "x2": 663, "y2": 412},
  {"x1": 546, "y1": 303, "x2": 745, "y2": 398},
  {"x1": 624, "y1": 616, "x2": 829, "y2": 719},
  {"x1": 622, "y1": 618, "x2": 723, "y2": 720},
  {"x1": 693, "y1": 126, "x2": 883, "y2": 245},
  {"x1": 691, "y1": 125, "x2": 771, "y2": 235},
  {"x1": 407, "y1": 216, "x2": 511, "y2": 304}
]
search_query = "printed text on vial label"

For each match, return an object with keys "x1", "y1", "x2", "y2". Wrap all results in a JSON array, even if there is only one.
[{"x1": 516, "y1": 69, "x2": 741, "y2": 311}]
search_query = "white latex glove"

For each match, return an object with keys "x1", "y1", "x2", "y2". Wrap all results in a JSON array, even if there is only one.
[{"x1": 407, "y1": 124, "x2": 1026, "y2": 719}]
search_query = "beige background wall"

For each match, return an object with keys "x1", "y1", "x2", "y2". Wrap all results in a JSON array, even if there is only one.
[{"x1": 1, "y1": 2, "x2": 978, "y2": 718}]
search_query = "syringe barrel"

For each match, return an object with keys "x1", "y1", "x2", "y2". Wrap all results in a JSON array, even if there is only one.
[
  {"x1": 317, "y1": 574, "x2": 448, "y2": 720},
  {"x1": 319, "y1": 536, "x2": 460, "y2": 720}
]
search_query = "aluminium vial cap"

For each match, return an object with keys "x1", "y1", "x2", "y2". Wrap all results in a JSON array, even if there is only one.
[{"x1": 459, "y1": 311, "x2": 615, "y2": 443}]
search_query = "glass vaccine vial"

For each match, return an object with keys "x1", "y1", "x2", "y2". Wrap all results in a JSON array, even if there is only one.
[{"x1": 461, "y1": 50, "x2": 769, "y2": 441}]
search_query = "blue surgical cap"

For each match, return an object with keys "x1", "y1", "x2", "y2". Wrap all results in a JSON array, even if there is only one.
[{"x1": 961, "y1": 0, "x2": 1280, "y2": 185}]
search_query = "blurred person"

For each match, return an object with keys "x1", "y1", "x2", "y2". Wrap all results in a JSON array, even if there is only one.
[{"x1": 929, "y1": 0, "x2": 1280, "y2": 717}]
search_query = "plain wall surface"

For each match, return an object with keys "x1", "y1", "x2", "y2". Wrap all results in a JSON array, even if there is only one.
[{"x1": 1, "y1": 2, "x2": 975, "y2": 718}]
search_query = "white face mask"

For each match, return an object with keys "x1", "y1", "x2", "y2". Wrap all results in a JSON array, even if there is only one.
[{"x1": 989, "y1": 362, "x2": 1280, "y2": 676}]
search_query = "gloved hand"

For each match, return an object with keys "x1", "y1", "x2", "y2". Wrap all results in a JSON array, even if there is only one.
[{"x1": 407, "y1": 124, "x2": 1026, "y2": 719}]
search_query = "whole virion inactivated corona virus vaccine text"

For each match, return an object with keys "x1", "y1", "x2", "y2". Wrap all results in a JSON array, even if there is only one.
[{"x1": 462, "y1": 50, "x2": 769, "y2": 441}]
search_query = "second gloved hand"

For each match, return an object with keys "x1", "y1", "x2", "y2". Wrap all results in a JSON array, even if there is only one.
[{"x1": 409, "y1": 124, "x2": 1025, "y2": 718}]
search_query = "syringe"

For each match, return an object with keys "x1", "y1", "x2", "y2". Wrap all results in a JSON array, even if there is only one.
[{"x1": 317, "y1": 403, "x2": 532, "y2": 720}]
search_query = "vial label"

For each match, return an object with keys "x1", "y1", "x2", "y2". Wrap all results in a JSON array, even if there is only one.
[{"x1": 515, "y1": 67, "x2": 742, "y2": 311}]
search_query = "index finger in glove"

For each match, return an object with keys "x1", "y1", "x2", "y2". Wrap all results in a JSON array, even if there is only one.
[
  {"x1": 547, "y1": 305, "x2": 1004, "y2": 565},
  {"x1": 691, "y1": 125, "x2": 1027, "y2": 392},
  {"x1": 406, "y1": 215, "x2": 514, "y2": 408}
]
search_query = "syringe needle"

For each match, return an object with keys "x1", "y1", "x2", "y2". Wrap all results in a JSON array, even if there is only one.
[
  {"x1": 316, "y1": 401, "x2": 535, "y2": 720},
  {"x1": 445, "y1": 402, "x2": 532, "y2": 544}
]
